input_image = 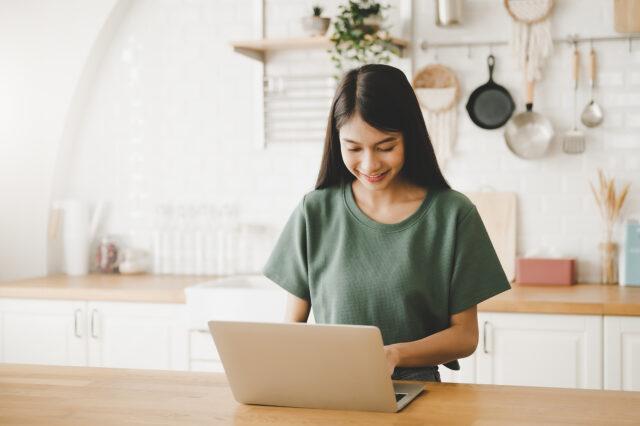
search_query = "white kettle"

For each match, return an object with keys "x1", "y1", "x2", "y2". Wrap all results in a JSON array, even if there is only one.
[{"x1": 49, "y1": 199, "x2": 105, "y2": 276}]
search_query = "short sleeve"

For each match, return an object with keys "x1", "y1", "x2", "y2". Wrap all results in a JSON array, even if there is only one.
[
  {"x1": 262, "y1": 197, "x2": 310, "y2": 301},
  {"x1": 449, "y1": 206, "x2": 511, "y2": 315}
]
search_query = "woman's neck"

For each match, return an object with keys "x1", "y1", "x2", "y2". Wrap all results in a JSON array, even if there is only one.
[{"x1": 351, "y1": 178, "x2": 426, "y2": 210}]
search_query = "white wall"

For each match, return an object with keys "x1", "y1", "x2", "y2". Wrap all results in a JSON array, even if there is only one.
[
  {"x1": 416, "y1": 0, "x2": 640, "y2": 281},
  {"x1": 2, "y1": 0, "x2": 639, "y2": 282},
  {"x1": 0, "y1": 0, "x2": 118, "y2": 280}
]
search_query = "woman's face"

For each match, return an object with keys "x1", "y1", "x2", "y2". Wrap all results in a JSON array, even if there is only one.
[{"x1": 339, "y1": 113, "x2": 405, "y2": 191}]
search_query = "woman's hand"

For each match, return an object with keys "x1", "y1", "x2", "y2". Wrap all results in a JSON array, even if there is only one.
[{"x1": 383, "y1": 344, "x2": 401, "y2": 376}]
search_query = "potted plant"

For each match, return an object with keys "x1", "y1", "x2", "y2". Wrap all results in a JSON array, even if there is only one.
[
  {"x1": 329, "y1": 0, "x2": 400, "y2": 75},
  {"x1": 301, "y1": 5, "x2": 331, "y2": 37}
]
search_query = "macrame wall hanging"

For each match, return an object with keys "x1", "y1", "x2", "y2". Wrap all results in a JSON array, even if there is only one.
[
  {"x1": 412, "y1": 64, "x2": 460, "y2": 167},
  {"x1": 504, "y1": 0, "x2": 555, "y2": 82}
]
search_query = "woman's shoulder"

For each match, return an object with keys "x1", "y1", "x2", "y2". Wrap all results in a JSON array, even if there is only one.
[
  {"x1": 299, "y1": 184, "x2": 344, "y2": 214},
  {"x1": 430, "y1": 188, "x2": 476, "y2": 218}
]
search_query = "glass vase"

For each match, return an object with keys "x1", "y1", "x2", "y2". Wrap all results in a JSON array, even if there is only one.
[{"x1": 599, "y1": 241, "x2": 618, "y2": 285}]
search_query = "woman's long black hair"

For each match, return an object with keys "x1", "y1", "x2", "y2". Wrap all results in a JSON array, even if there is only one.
[{"x1": 315, "y1": 64, "x2": 450, "y2": 191}]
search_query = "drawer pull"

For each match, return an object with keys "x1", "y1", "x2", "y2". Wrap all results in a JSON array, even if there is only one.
[
  {"x1": 91, "y1": 309, "x2": 99, "y2": 339},
  {"x1": 74, "y1": 309, "x2": 82, "y2": 338}
]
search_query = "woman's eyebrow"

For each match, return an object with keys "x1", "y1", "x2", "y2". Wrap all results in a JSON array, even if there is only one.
[{"x1": 342, "y1": 136, "x2": 397, "y2": 145}]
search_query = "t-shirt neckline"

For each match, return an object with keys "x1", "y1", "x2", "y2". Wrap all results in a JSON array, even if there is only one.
[{"x1": 343, "y1": 180, "x2": 435, "y2": 232}]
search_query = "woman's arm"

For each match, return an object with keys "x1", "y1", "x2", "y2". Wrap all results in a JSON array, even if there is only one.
[
  {"x1": 384, "y1": 305, "x2": 479, "y2": 373},
  {"x1": 284, "y1": 293, "x2": 311, "y2": 322}
]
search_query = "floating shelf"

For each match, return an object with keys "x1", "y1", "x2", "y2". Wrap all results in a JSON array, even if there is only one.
[{"x1": 231, "y1": 35, "x2": 409, "y2": 61}]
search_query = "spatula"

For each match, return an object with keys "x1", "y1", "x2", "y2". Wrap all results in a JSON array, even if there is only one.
[{"x1": 563, "y1": 44, "x2": 586, "y2": 154}]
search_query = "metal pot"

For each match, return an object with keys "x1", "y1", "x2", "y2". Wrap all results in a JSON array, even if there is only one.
[{"x1": 504, "y1": 80, "x2": 554, "y2": 159}]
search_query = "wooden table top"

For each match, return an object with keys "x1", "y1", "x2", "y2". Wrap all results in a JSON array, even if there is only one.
[
  {"x1": 1, "y1": 274, "x2": 640, "y2": 315},
  {"x1": 0, "y1": 364, "x2": 638, "y2": 425}
]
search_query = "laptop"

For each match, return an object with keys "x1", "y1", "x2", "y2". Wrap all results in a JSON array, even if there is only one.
[{"x1": 208, "y1": 320, "x2": 425, "y2": 413}]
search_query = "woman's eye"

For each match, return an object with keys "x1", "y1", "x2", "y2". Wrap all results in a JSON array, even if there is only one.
[
  {"x1": 347, "y1": 148, "x2": 360, "y2": 152},
  {"x1": 379, "y1": 147, "x2": 394, "y2": 152}
]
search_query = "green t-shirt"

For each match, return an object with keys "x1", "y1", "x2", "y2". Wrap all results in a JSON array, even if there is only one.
[{"x1": 262, "y1": 181, "x2": 510, "y2": 370}]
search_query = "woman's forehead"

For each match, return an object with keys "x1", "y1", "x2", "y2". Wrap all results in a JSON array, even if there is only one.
[{"x1": 339, "y1": 114, "x2": 400, "y2": 142}]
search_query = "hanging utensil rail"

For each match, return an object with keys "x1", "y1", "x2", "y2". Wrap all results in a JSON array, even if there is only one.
[{"x1": 420, "y1": 34, "x2": 640, "y2": 52}]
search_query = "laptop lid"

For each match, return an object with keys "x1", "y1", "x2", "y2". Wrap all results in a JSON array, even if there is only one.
[{"x1": 208, "y1": 321, "x2": 422, "y2": 413}]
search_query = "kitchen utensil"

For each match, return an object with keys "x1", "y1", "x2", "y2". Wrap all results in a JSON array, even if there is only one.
[
  {"x1": 413, "y1": 64, "x2": 460, "y2": 166},
  {"x1": 505, "y1": 0, "x2": 555, "y2": 82},
  {"x1": 464, "y1": 191, "x2": 517, "y2": 282},
  {"x1": 563, "y1": 45, "x2": 586, "y2": 154},
  {"x1": 504, "y1": 79, "x2": 553, "y2": 159},
  {"x1": 466, "y1": 55, "x2": 515, "y2": 129},
  {"x1": 435, "y1": 0, "x2": 462, "y2": 26},
  {"x1": 581, "y1": 47, "x2": 604, "y2": 127}
]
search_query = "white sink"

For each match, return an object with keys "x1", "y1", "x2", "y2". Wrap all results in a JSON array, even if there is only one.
[{"x1": 184, "y1": 275, "x2": 288, "y2": 330}]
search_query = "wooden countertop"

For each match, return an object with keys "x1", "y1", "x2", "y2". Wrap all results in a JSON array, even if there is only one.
[
  {"x1": 0, "y1": 364, "x2": 638, "y2": 425},
  {"x1": 1, "y1": 274, "x2": 640, "y2": 315},
  {"x1": 479, "y1": 283, "x2": 640, "y2": 316},
  {"x1": 0, "y1": 274, "x2": 217, "y2": 304}
]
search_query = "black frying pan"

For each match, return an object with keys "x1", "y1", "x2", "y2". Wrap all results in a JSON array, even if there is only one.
[{"x1": 466, "y1": 55, "x2": 515, "y2": 130}]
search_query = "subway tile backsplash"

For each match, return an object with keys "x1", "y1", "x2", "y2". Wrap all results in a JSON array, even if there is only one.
[{"x1": 63, "y1": 0, "x2": 638, "y2": 283}]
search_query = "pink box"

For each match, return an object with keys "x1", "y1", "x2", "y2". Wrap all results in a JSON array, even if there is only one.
[{"x1": 515, "y1": 258, "x2": 576, "y2": 285}]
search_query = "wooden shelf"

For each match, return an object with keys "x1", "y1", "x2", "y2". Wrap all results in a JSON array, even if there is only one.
[{"x1": 230, "y1": 35, "x2": 409, "y2": 61}]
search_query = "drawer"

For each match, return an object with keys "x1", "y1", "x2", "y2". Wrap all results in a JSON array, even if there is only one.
[{"x1": 189, "y1": 330, "x2": 220, "y2": 360}]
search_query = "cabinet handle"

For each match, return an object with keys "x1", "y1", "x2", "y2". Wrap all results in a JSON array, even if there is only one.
[
  {"x1": 74, "y1": 309, "x2": 82, "y2": 338},
  {"x1": 91, "y1": 309, "x2": 99, "y2": 339},
  {"x1": 483, "y1": 321, "x2": 491, "y2": 354}
]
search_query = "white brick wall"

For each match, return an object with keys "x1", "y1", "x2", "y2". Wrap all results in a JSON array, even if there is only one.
[{"x1": 62, "y1": 0, "x2": 639, "y2": 282}]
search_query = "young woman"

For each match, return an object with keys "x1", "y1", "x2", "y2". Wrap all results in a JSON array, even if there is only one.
[{"x1": 263, "y1": 64, "x2": 510, "y2": 382}]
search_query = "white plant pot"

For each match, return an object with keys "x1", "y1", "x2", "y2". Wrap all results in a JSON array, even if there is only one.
[{"x1": 301, "y1": 16, "x2": 331, "y2": 36}]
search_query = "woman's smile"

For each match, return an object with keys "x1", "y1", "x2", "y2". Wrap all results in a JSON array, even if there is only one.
[{"x1": 359, "y1": 170, "x2": 389, "y2": 183}]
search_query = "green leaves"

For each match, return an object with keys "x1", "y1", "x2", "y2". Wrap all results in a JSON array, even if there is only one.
[{"x1": 329, "y1": 0, "x2": 399, "y2": 78}]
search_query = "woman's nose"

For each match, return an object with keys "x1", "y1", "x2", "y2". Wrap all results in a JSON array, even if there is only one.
[{"x1": 360, "y1": 150, "x2": 382, "y2": 172}]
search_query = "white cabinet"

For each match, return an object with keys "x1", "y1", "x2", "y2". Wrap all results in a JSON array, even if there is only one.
[
  {"x1": 0, "y1": 298, "x2": 187, "y2": 371},
  {"x1": 87, "y1": 301, "x2": 188, "y2": 370},
  {"x1": 189, "y1": 329, "x2": 223, "y2": 372},
  {"x1": 439, "y1": 353, "x2": 477, "y2": 384},
  {"x1": 0, "y1": 299, "x2": 86, "y2": 366},
  {"x1": 476, "y1": 312, "x2": 603, "y2": 389},
  {"x1": 604, "y1": 316, "x2": 640, "y2": 391}
]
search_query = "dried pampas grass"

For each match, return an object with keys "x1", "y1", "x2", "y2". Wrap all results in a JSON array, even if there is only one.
[
  {"x1": 589, "y1": 169, "x2": 631, "y2": 240},
  {"x1": 590, "y1": 169, "x2": 631, "y2": 285}
]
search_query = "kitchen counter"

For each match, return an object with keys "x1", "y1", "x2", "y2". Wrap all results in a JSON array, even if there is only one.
[
  {"x1": 479, "y1": 282, "x2": 640, "y2": 316},
  {"x1": 0, "y1": 364, "x2": 638, "y2": 425},
  {"x1": 0, "y1": 274, "x2": 217, "y2": 304},
  {"x1": 1, "y1": 274, "x2": 640, "y2": 315}
]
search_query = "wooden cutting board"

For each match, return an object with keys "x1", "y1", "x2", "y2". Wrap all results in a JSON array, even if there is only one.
[{"x1": 464, "y1": 192, "x2": 517, "y2": 282}]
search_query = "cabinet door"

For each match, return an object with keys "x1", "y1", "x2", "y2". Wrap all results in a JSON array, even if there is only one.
[
  {"x1": 87, "y1": 301, "x2": 188, "y2": 371},
  {"x1": 0, "y1": 298, "x2": 86, "y2": 366},
  {"x1": 476, "y1": 312, "x2": 602, "y2": 389},
  {"x1": 604, "y1": 316, "x2": 640, "y2": 391}
]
